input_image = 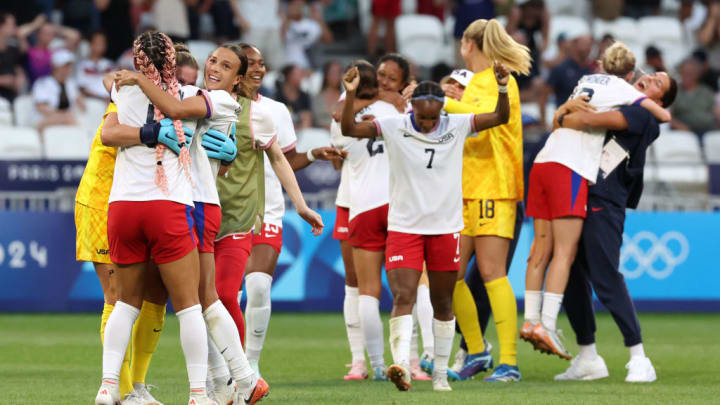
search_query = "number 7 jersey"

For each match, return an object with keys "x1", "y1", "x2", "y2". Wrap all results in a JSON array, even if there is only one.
[{"x1": 373, "y1": 113, "x2": 478, "y2": 234}]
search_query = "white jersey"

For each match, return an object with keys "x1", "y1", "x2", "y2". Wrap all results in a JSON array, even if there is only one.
[
  {"x1": 535, "y1": 74, "x2": 647, "y2": 183},
  {"x1": 330, "y1": 119, "x2": 353, "y2": 208},
  {"x1": 108, "y1": 85, "x2": 193, "y2": 206},
  {"x1": 374, "y1": 113, "x2": 477, "y2": 234},
  {"x1": 257, "y1": 95, "x2": 297, "y2": 227},
  {"x1": 346, "y1": 100, "x2": 397, "y2": 220},
  {"x1": 181, "y1": 85, "x2": 240, "y2": 205}
]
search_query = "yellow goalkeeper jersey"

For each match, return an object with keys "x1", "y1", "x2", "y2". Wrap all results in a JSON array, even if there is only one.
[
  {"x1": 444, "y1": 67, "x2": 524, "y2": 201},
  {"x1": 75, "y1": 103, "x2": 118, "y2": 211}
]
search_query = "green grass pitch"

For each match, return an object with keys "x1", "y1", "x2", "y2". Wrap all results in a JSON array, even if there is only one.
[{"x1": 1, "y1": 312, "x2": 719, "y2": 404}]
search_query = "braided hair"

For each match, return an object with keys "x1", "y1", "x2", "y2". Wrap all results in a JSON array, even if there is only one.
[{"x1": 132, "y1": 31, "x2": 191, "y2": 194}]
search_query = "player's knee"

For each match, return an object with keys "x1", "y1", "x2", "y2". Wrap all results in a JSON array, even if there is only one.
[
  {"x1": 246, "y1": 272, "x2": 272, "y2": 303},
  {"x1": 431, "y1": 296, "x2": 453, "y2": 319}
]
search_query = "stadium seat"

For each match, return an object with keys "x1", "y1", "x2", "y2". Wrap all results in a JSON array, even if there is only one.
[
  {"x1": 638, "y1": 16, "x2": 685, "y2": 69},
  {"x1": 187, "y1": 40, "x2": 216, "y2": 63},
  {"x1": 13, "y1": 94, "x2": 35, "y2": 127},
  {"x1": 0, "y1": 126, "x2": 43, "y2": 159},
  {"x1": 651, "y1": 130, "x2": 708, "y2": 187},
  {"x1": 296, "y1": 127, "x2": 331, "y2": 152},
  {"x1": 358, "y1": 0, "x2": 372, "y2": 34},
  {"x1": 401, "y1": 0, "x2": 417, "y2": 14},
  {"x1": 262, "y1": 70, "x2": 280, "y2": 92},
  {"x1": 395, "y1": 14, "x2": 446, "y2": 67},
  {"x1": 78, "y1": 98, "x2": 109, "y2": 141},
  {"x1": 301, "y1": 70, "x2": 324, "y2": 97},
  {"x1": 703, "y1": 131, "x2": 720, "y2": 163},
  {"x1": 546, "y1": 15, "x2": 591, "y2": 63},
  {"x1": 0, "y1": 97, "x2": 12, "y2": 126},
  {"x1": 593, "y1": 17, "x2": 638, "y2": 45},
  {"x1": 42, "y1": 125, "x2": 92, "y2": 160}
]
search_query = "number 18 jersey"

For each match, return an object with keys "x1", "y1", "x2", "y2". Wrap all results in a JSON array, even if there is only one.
[{"x1": 373, "y1": 113, "x2": 478, "y2": 235}]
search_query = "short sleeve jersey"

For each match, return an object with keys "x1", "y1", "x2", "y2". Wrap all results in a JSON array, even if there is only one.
[
  {"x1": 216, "y1": 97, "x2": 278, "y2": 238},
  {"x1": 444, "y1": 68, "x2": 524, "y2": 201},
  {"x1": 346, "y1": 100, "x2": 398, "y2": 220},
  {"x1": 75, "y1": 103, "x2": 118, "y2": 210},
  {"x1": 330, "y1": 119, "x2": 353, "y2": 208},
  {"x1": 76, "y1": 58, "x2": 114, "y2": 99},
  {"x1": 108, "y1": 85, "x2": 193, "y2": 206},
  {"x1": 257, "y1": 95, "x2": 297, "y2": 227},
  {"x1": 535, "y1": 74, "x2": 647, "y2": 183},
  {"x1": 374, "y1": 113, "x2": 477, "y2": 234},
  {"x1": 32, "y1": 76, "x2": 80, "y2": 109}
]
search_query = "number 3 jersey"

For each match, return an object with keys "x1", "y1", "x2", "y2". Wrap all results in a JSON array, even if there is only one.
[
  {"x1": 373, "y1": 113, "x2": 478, "y2": 235},
  {"x1": 535, "y1": 74, "x2": 646, "y2": 183},
  {"x1": 343, "y1": 100, "x2": 398, "y2": 221}
]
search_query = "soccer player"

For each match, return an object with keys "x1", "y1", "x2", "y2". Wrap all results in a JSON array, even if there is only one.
[
  {"x1": 553, "y1": 71, "x2": 676, "y2": 382},
  {"x1": 94, "y1": 30, "x2": 213, "y2": 405},
  {"x1": 75, "y1": 74, "x2": 166, "y2": 405},
  {"x1": 235, "y1": 43, "x2": 340, "y2": 379},
  {"x1": 340, "y1": 63, "x2": 511, "y2": 392},
  {"x1": 440, "y1": 18, "x2": 531, "y2": 382},
  {"x1": 522, "y1": 42, "x2": 671, "y2": 359}
]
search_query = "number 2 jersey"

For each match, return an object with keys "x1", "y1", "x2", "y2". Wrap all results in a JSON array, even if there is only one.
[
  {"x1": 373, "y1": 113, "x2": 479, "y2": 234},
  {"x1": 534, "y1": 74, "x2": 647, "y2": 183}
]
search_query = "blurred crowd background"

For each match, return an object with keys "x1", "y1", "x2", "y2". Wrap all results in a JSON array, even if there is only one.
[{"x1": 1, "y1": 0, "x2": 719, "y2": 210}]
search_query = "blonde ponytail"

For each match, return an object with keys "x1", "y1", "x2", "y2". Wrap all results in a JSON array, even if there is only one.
[
  {"x1": 601, "y1": 41, "x2": 636, "y2": 77},
  {"x1": 463, "y1": 18, "x2": 532, "y2": 76}
]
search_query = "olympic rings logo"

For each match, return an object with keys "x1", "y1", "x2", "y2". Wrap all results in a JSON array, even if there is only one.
[{"x1": 619, "y1": 231, "x2": 689, "y2": 280}]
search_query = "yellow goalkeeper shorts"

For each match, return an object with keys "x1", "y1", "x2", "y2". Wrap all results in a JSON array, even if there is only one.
[
  {"x1": 461, "y1": 198, "x2": 516, "y2": 239},
  {"x1": 75, "y1": 202, "x2": 112, "y2": 264}
]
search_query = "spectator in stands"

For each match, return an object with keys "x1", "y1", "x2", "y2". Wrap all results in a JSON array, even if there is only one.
[
  {"x1": 367, "y1": 0, "x2": 400, "y2": 59},
  {"x1": 542, "y1": 32, "x2": 571, "y2": 71},
  {"x1": 643, "y1": 45, "x2": 667, "y2": 74},
  {"x1": 417, "y1": 0, "x2": 445, "y2": 20},
  {"x1": 0, "y1": 12, "x2": 25, "y2": 103},
  {"x1": 679, "y1": 0, "x2": 706, "y2": 50},
  {"x1": 672, "y1": 57, "x2": 716, "y2": 136},
  {"x1": 592, "y1": 0, "x2": 623, "y2": 20},
  {"x1": 32, "y1": 49, "x2": 84, "y2": 132},
  {"x1": 282, "y1": 0, "x2": 332, "y2": 70},
  {"x1": 151, "y1": 0, "x2": 191, "y2": 43},
  {"x1": 210, "y1": 0, "x2": 238, "y2": 43},
  {"x1": 692, "y1": 48, "x2": 720, "y2": 92},
  {"x1": 507, "y1": 0, "x2": 549, "y2": 76},
  {"x1": 590, "y1": 34, "x2": 616, "y2": 72},
  {"x1": 235, "y1": 0, "x2": 284, "y2": 70},
  {"x1": 453, "y1": 0, "x2": 496, "y2": 66},
  {"x1": 275, "y1": 64, "x2": 312, "y2": 130},
  {"x1": 20, "y1": 19, "x2": 81, "y2": 84},
  {"x1": 76, "y1": 31, "x2": 113, "y2": 102},
  {"x1": 543, "y1": 34, "x2": 593, "y2": 105},
  {"x1": 311, "y1": 60, "x2": 342, "y2": 130},
  {"x1": 95, "y1": 0, "x2": 133, "y2": 61},
  {"x1": 61, "y1": 0, "x2": 97, "y2": 37},
  {"x1": 624, "y1": 0, "x2": 661, "y2": 18},
  {"x1": 697, "y1": 0, "x2": 720, "y2": 70}
]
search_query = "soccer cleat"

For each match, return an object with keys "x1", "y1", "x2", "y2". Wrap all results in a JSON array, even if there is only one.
[
  {"x1": 95, "y1": 380, "x2": 121, "y2": 405},
  {"x1": 209, "y1": 378, "x2": 235, "y2": 405},
  {"x1": 432, "y1": 372, "x2": 452, "y2": 392},
  {"x1": 419, "y1": 352, "x2": 434, "y2": 375},
  {"x1": 520, "y1": 321, "x2": 536, "y2": 344},
  {"x1": 532, "y1": 324, "x2": 571, "y2": 360},
  {"x1": 187, "y1": 393, "x2": 218, "y2": 405},
  {"x1": 372, "y1": 366, "x2": 388, "y2": 381},
  {"x1": 344, "y1": 359, "x2": 368, "y2": 380},
  {"x1": 625, "y1": 356, "x2": 657, "y2": 383},
  {"x1": 248, "y1": 360, "x2": 262, "y2": 380},
  {"x1": 136, "y1": 384, "x2": 163, "y2": 405},
  {"x1": 555, "y1": 355, "x2": 609, "y2": 381},
  {"x1": 448, "y1": 348, "x2": 466, "y2": 375},
  {"x1": 453, "y1": 350, "x2": 494, "y2": 380},
  {"x1": 242, "y1": 377, "x2": 269, "y2": 404},
  {"x1": 409, "y1": 358, "x2": 432, "y2": 381},
  {"x1": 484, "y1": 364, "x2": 522, "y2": 382},
  {"x1": 386, "y1": 364, "x2": 412, "y2": 391}
]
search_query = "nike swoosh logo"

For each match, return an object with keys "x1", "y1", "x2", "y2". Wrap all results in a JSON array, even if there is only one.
[
  {"x1": 253, "y1": 328, "x2": 264, "y2": 334},
  {"x1": 591, "y1": 207, "x2": 603, "y2": 212},
  {"x1": 403, "y1": 134, "x2": 413, "y2": 137},
  {"x1": 153, "y1": 328, "x2": 162, "y2": 332},
  {"x1": 244, "y1": 386, "x2": 257, "y2": 404},
  {"x1": 265, "y1": 234, "x2": 276, "y2": 238},
  {"x1": 220, "y1": 347, "x2": 228, "y2": 354},
  {"x1": 453, "y1": 257, "x2": 460, "y2": 263},
  {"x1": 232, "y1": 234, "x2": 246, "y2": 239}
]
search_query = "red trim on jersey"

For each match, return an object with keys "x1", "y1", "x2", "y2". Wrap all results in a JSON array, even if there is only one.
[
  {"x1": 281, "y1": 141, "x2": 297, "y2": 153},
  {"x1": 372, "y1": 119, "x2": 382, "y2": 137}
]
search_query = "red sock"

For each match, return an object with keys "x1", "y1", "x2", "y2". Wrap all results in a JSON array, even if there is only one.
[{"x1": 214, "y1": 235, "x2": 251, "y2": 345}]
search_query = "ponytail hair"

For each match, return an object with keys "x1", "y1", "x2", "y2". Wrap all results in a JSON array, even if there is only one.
[
  {"x1": 220, "y1": 42, "x2": 252, "y2": 98},
  {"x1": 601, "y1": 41, "x2": 636, "y2": 78},
  {"x1": 132, "y1": 30, "x2": 191, "y2": 194},
  {"x1": 463, "y1": 19, "x2": 532, "y2": 76}
]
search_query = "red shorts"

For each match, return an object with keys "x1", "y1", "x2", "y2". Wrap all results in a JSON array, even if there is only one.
[
  {"x1": 349, "y1": 204, "x2": 388, "y2": 252},
  {"x1": 372, "y1": 0, "x2": 401, "y2": 18},
  {"x1": 108, "y1": 200, "x2": 197, "y2": 265},
  {"x1": 333, "y1": 206, "x2": 350, "y2": 240},
  {"x1": 526, "y1": 162, "x2": 589, "y2": 220},
  {"x1": 385, "y1": 231, "x2": 461, "y2": 272},
  {"x1": 252, "y1": 222, "x2": 283, "y2": 254},
  {"x1": 192, "y1": 202, "x2": 221, "y2": 253}
]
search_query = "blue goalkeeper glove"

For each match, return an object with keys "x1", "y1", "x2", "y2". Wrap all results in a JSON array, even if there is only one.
[
  {"x1": 202, "y1": 123, "x2": 237, "y2": 166},
  {"x1": 140, "y1": 118, "x2": 193, "y2": 155}
]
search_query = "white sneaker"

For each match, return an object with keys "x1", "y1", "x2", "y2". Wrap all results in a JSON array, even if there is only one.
[
  {"x1": 209, "y1": 378, "x2": 235, "y2": 405},
  {"x1": 554, "y1": 355, "x2": 609, "y2": 381},
  {"x1": 449, "y1": 348, "x2": 467, "y2": 374},
  {"x1": 432, "y1": 372, "x2": 452, "y2": 392},
  {"x1": 625, "y1": 356, "x2": 657, "y2": 383},
  {"x1": 95, "y1": 380, "x2": 121, "y2": 405},
  {"x1": 187, "y1": 393, "x2": 218, "y2": 405}
]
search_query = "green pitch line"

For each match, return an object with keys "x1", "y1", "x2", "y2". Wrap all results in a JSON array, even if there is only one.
[{"x1": 1, "y1": 313, "x2": 719, "y2": 404}]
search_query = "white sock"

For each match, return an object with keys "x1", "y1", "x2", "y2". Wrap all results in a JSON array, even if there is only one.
[
  {"x1": 102, "y1": 301, "x2": 139, "y2": 381},
  {"x1": 524, "y1": 290, "x2": 542, "y2": 323},
  {"x1": 207, "y1": 332, "x2": 231, "y2": 386},
  {"x1": 433, "y1": 318, "x2": 455, "y2": 376},
  {"x1": 415, "y1": 284, "x2": 434, "y2": 355},
  {"x1": 541, "y1": 292, "x2": 564, "y2": 331},
  {"x1": 343, "y1": 286, "x2": 365, "y2": 363},
  {"x1": 410, "y1": 310, "x2": 419, "y2": 361},
  {"x1": 388, "y1": 315, "x2": 413, "y2": 369},
  {"x1": 359, "y1": 294, "x2": 385, "y2": 368},
  {"x1": 176, "y1": 304, "x2": 209, "y2": 391},
  {"x1": 578, "y1": 343, "x2": 598, "y2": 360},
  {"x1": 204, "y1": 300, "x2": 254, "y2": 390},
  {"x1": 245, "y1": 272, "x2": 273, "y2": 362},
  {"x1": 629, "y1": 343, "x2": 645, "y2": 359}
]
